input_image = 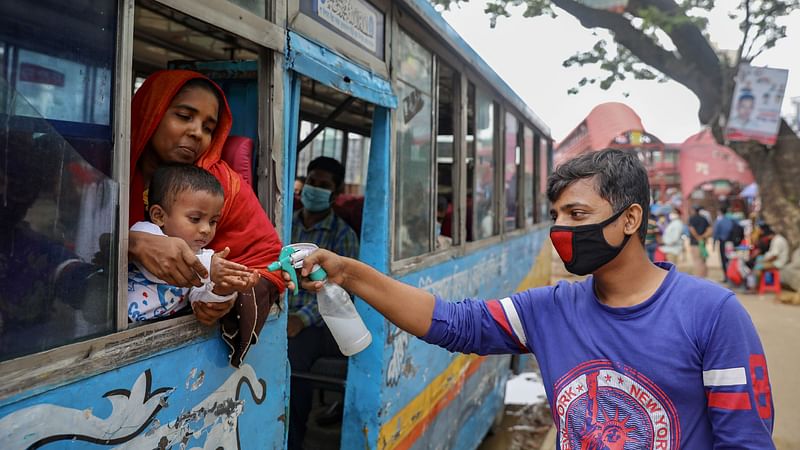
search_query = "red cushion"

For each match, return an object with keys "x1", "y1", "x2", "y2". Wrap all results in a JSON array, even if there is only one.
[
  {"x1": 221, "y1": 136, "x2": 253, "y2": 187},
  {"x1": 333, "y1": 194, "x2": 364, "y2": 237}
]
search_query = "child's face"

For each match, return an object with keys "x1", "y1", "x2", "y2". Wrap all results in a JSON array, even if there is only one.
[{"x1": 152, "y1": 189, "x2": 224, "y2": 252}]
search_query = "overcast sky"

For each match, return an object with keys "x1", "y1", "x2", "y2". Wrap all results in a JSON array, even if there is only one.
[{"x1": 440, "y1": 1, "x2": 800, "y2": 144}]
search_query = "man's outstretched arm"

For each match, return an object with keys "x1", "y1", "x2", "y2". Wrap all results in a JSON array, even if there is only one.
[{"x1": 292, "y1": 249, "x2": 435, "y2": 337}]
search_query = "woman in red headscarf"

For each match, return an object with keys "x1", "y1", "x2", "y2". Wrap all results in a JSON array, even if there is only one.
[{"x1": 128, "y1": 70, "x2": 284, "y2": 366}]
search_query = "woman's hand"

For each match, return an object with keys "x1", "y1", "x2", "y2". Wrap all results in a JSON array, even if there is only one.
[
  {"x1": 129, "y1": 231, "x2": 206, "y2": 287},
  {"x1": 210, "y1": 247, "x2": 260, "y2": 296},
  {"x1": 192, "y1": 299, "x2": 236, "y2": 326}
]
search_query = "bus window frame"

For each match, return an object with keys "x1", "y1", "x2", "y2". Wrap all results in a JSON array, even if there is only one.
[
  {"x1": 387, "y1": 3, "x2": 554, "y2": 276},
  {"x1": 0, "y1": 0, "x2": 286, "y2": 403}
]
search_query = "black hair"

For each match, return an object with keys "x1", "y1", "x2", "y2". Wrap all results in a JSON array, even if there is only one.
[
  {"x1": 720, "y1": 206, "x2": 728, "y2": 215},
  {"x1": 547, "y1": 149, "x2": 650, "y2": 243},
  {"x1": 307, "y1": 156, "x2": 345, "y2": 190},
  {"x1": 179, "y1": 78, "x2": 223, "y2": 109},
  {"x1": 147, "y1": 164, "x2": 224, "y2": 216},
  {"x1": 437, "y1": 194, "x2": 450, "y2": 214},
  {"x1": 296, "y1": 175, "x2": 306, "y2": 183}
]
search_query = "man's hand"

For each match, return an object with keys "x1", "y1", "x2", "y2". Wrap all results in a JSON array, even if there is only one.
[
  {"x1": 281, "y1": 248, "x2": 348, "y2": 293},
  {"x1": 129, "y1": 231, "x2": 206, "y2": 287},
  {"x1": 287, "y1": 314, "x2": 305, "y2": 338},
  {"x1": 210, "y1": 247, "x2": 260, "y2": 295},
  {"x1": 193, "y1": 298, "x2": 236, "y2": 326}
]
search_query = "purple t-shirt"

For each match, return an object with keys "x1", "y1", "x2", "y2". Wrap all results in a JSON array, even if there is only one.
[{"x1": 422, "y1": 263, "x2": 774, "y2": 449}]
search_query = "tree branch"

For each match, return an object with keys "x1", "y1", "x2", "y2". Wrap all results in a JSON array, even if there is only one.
[
  {"x1": 738, "y1": 0, "x2": 752, "y2": 64},
  {"x1": 551, "y1": 0, "x2": 721, "y2": 122},
  {"x1": 628, "y1": 0, "x2": 723, "y2": 120}
]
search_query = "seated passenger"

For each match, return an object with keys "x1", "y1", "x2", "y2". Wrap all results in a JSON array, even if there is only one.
[
  {"x1": 294, "y1": 176, "x2": 306, "y2": 212},
  {"x1": 436, "y1": 194, "x2": 453, "y2": 249},
  {"x1": 127, "y1": 164, "x2": 255, "y2": 322},
  {"x1": 288, "y1": 156, "x2": 359, "y2": 450}
]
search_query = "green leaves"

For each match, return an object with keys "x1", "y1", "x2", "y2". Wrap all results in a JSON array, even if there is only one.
[
  {"x1": 563, "y1": 39, "x2": 666, "y2": 93},
  {"x1": 429, "y1": 0, "x2": 796, "y2": 104}
]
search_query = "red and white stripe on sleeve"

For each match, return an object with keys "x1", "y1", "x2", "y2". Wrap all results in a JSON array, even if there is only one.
[{"x1": 486, "y1": 297, "x2": 530, "y2": 352}]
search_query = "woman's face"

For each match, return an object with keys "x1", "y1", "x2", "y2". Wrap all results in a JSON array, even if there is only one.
[{"x1": 150, "y1": 85, "x2": 219, "y2": 164}]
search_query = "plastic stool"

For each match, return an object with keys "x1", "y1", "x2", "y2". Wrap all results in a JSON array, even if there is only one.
[{"x1": 758, "y1": 269, "x2": 781, "y2": 296}]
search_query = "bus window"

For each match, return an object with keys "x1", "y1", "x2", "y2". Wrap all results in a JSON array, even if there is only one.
[
  {"x1": 227, "y1": 0, "x2": 265, "y2": 17},
  {"x1": 298, "y1": 122, "x2": 345, "y2": 168},
  {"x1": 394, "y1": 28, "x2": 433, "y2": 260},
  {"x1": 435, "y1": 61, "x2": 456, "y2": 249},
  {"x1": 504, "y1": 112, "x2": 520, "y2": 232},
  {"x1": 473, "y1": 90, "x2": 497, "y2": 240},
  {"x1": 466, "y1": 83, "x2": 476, "y2": 241},
  {"x1": 539, "y1": 135, "x2": 550, "y2": 221},
  {"x1": 523, "y1": 126, "x2": 535, "y2": 226},
  {"x1": 0, "y1": 0, "x2": 118, "y2": 361},
  {"x1": 344, "y1": 132, "x2": 370, "y2": 196}
]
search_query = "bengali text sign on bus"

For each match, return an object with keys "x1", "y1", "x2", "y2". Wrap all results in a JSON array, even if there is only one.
[
  {"x1": 725, "y1": 65, "x2": 788, "y2": 146},
  {"x1": 314, "y1": 0, "x2": 379, "y2": 53}
]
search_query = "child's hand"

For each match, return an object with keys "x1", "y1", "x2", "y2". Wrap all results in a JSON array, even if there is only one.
[{"x1": 211, "y1": 247, "x2": 259, "y2": 295}]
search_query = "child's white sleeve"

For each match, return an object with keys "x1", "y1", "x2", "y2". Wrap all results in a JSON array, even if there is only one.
[{"x1": 188, "y1": 249, "x2": 237, "y2": 303}]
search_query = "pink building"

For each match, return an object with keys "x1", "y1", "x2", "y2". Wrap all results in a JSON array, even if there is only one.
[{"x1": 556, "y1": 103, "x2": 754, "y2": 212}]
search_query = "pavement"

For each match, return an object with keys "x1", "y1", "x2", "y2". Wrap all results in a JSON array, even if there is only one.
[{"x1": 481, "y1": 243, "x2": 800, "y2": 449}]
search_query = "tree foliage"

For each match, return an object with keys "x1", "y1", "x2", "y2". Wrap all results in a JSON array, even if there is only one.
[
  {"x1": 433, "y1": 0, "x2": 799, "y2": 124},
  {"x1": 433, "y1": 0, "x2": 800, "y2": 248}
]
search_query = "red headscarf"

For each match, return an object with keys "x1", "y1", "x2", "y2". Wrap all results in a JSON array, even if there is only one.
[{"x1": 130, "y1": 70, "x2": 284, "y2": 289}]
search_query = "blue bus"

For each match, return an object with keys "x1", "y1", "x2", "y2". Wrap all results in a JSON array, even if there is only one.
[{"x1": 0, "y1": 0, "x2": 553, "y2": 448}]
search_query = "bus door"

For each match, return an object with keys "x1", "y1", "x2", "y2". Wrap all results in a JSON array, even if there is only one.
[{"x1": 283, "y1": 31, "x2": 396, "y2": 450}]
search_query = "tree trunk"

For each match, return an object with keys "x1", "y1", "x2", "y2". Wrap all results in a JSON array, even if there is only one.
[{"x1": 728, "y1": 120, "x2": 800, "y2": 250}]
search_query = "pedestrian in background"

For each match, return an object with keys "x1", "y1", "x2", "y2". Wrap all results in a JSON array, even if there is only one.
[
  {"x1": 644, "y1": 212, "x2": 661, "y2": 261},
  {"x1": 713, "y1": 207, "x2": 735, "y2": 282},
  {"x1": 688, "y1": 206, "x2": 712, "y2": 277},
  {"x1": 660, "y1": 210, "x2": 684, "y2": 264}
]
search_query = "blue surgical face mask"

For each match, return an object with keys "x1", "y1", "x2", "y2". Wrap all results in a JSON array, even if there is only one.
[
  {"x1": 435, "y1": 221, "x2": 442, "y2": 237},
  {"x1": 301, "y1": 184, "x2": 333, "y2": 212}
]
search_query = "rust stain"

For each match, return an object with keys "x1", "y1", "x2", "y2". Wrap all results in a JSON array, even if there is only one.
[{"x1": 402, "y1": 358, "x2": 417, "y2": 379}]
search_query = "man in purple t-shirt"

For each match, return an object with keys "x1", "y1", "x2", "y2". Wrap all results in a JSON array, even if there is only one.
[{"x1": 287, "y1": 149, "x2": 774, "y2": 449}]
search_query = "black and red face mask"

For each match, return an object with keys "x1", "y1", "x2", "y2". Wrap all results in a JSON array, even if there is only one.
[{"x1": 550, "y1": 206, "x2": 632, "y2": 276}]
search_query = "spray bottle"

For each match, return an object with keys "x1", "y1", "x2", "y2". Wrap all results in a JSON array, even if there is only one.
[{"x1": 268, "y1": 243, "x2": 372, "y2": 356}]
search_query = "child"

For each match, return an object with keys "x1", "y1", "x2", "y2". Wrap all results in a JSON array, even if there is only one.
[{"x1": 128, "y1": 164, "x2": 254, "y2": 322}]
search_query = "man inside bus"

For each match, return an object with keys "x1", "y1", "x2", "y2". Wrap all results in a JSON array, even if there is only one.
[
  {"x1": 288, "y1": 149, "x2": 774, "y2": 448},
  {"x1": 288, "y1": 156, "x2": 359, "y2": 450}
]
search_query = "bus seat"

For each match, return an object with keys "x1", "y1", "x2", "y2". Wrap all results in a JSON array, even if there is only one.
[
  {"x1": 333, "y1": 194, "x2": 364, "y2": 237},
  {"x1": 221, "y1": 135, "x2": 253, "y2": 188}
]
